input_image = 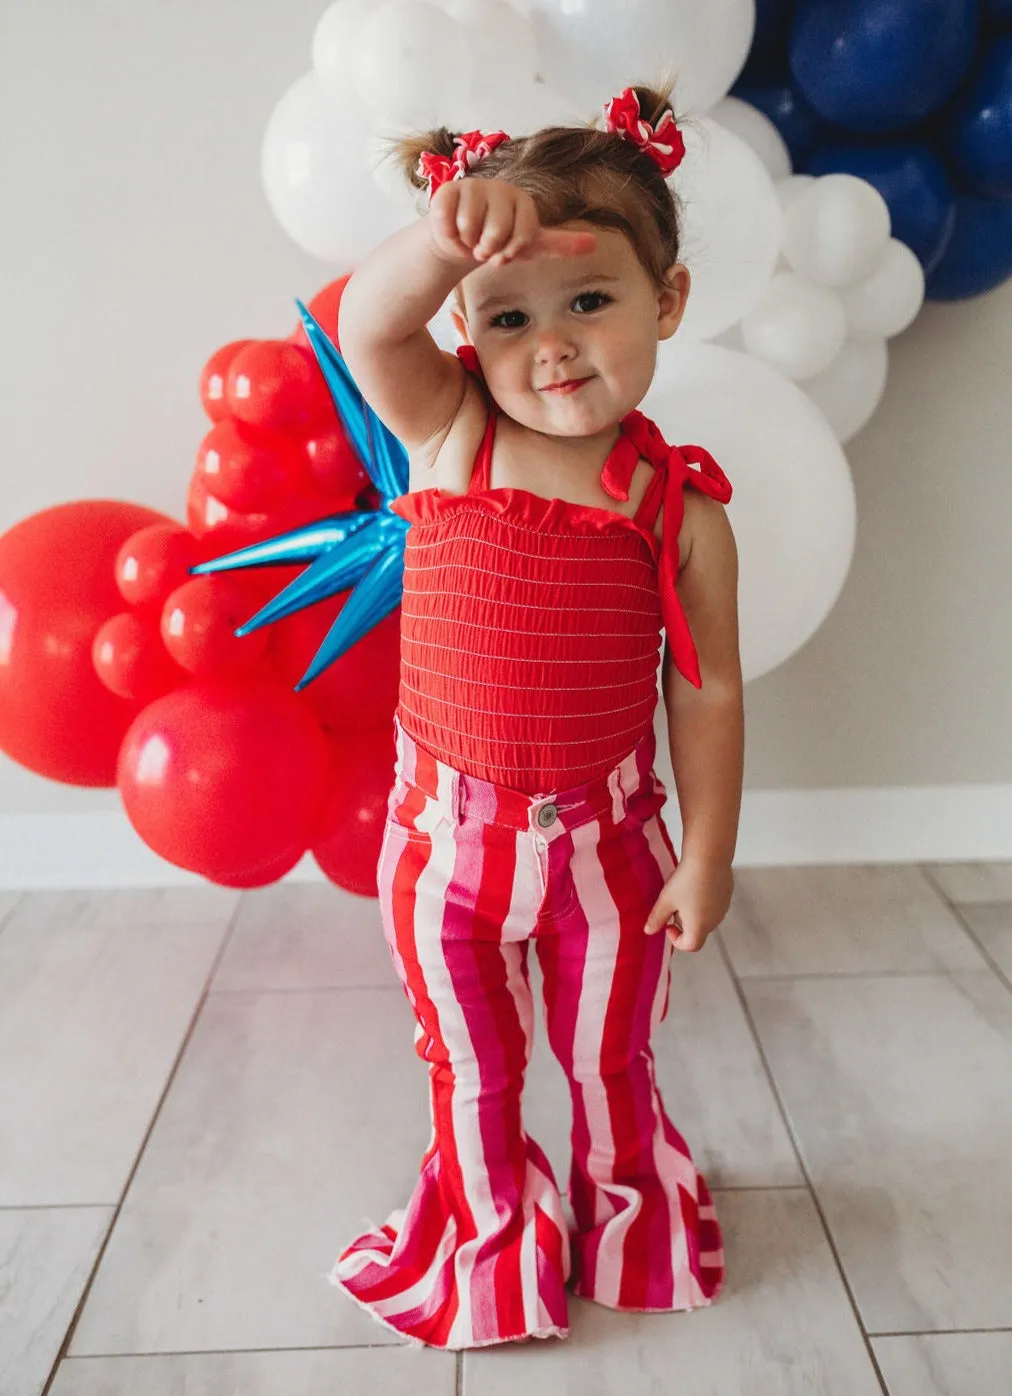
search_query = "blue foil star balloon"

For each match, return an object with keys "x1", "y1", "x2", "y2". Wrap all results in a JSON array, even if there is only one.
[{"x1": 191, "y1": 300, "x2": 410, "y2": 691}]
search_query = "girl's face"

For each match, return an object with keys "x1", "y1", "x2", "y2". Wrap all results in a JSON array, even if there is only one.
[{"x1": 452, "y1": 222, "x2": 689, "y2": 439}]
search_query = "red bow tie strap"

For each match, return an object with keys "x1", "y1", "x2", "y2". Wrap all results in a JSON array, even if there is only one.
[{"x1": 673, "y1": 443, "x2": 733, "y2": 504}]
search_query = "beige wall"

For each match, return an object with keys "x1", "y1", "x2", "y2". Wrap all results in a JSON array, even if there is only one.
[
  {"x1": 743, "y1": 277, "x2": 1012, "y2": 790},
  {"x1": 2, "y1": 1, "x2": 1010, "y2": 820}
]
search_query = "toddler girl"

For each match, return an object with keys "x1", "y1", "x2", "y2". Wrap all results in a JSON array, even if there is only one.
[{"x1": 329, "y1": 83, "x2": 744, "y2": 1351}]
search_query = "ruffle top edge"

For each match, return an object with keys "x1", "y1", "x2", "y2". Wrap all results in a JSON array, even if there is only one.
[{"x1": 388, "y1": 485, "x2": 662, "y2": 556}]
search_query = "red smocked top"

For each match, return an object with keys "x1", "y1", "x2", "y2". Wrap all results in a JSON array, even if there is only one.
[{"x1": 387, "y1": 346, "x2": 732, "y2": 793}]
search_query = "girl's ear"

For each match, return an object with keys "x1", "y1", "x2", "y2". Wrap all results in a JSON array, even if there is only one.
[
  {"x1": 450, "y1": 307, "x2": 471, "y2": 343},
  {"x1": 657, "y1": 263, "x2": 691, "y2": 341}
]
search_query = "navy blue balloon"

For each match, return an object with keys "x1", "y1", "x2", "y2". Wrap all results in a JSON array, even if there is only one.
[
  {"x1": 944, "y1": 35, "x2": 1012, "y2": 196},
  {"x1": 790, "y1": 0, "x2": 981, "y2": 133},
  {"x1": 733, "y1": 76, "x2": 827, "y2": 168},
  {"x1": 739, "y1": 0, "x2": 794, "y2": 79},
  {"x1": 807, "y1": 141, "x2": 957, "y2": 272},
  {"x1": 983, "y1": 0, "x2": 1012, "y2": 26},
  {"x1": 924, "y1": 193, "x2": 1012, "y2": 297}
]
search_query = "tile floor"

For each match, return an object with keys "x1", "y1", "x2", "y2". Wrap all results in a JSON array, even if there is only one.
[{"x1": 2, "y1": 863, "x2": 1011, "y2": 1395}]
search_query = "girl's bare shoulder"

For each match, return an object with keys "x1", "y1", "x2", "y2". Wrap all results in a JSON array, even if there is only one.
[{"x1": 678, "y1": 487, "x2": 735, "y2": 578}]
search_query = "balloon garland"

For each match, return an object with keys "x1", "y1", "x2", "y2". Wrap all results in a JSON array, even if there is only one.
[
  {"x1": 736, "y1": 0, "x2": 1012, "y2": 300},
  {"x1": 0, "y1": 281, "x2": 408, "y2": 892},
  {"x1": 2, "y1": 0, "x2": 1009, "y2": 894}
]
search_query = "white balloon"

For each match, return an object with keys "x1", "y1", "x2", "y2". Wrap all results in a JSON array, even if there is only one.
[
  {"x1": 740, "y1": 271, "x2": 847, "y2": 381},
  {"x1": 444, "y1": 1, "x2": 539, "y2": 128},
  {"x1": 773, "y1": 177, "x2": 814, "y2": 270},
  {"x1": 643, "y1": 341, "x2": 856, "y2": 683},
  {"x1": 428, "y1": 294, "x2": 462, "y2": 352},
  {"x1": 709, "y1": 96, "x2": 791, "y2": 180},
  {"x1": 526, "y1": 0, "x2": 756, "y2": 117},
  {"x1": 261, "y1": 71, "x2": 412, "y2": 264},
  {"x1": 312, "y1": 0, "x2": 375, "y2": 86},
  {"x1": 486, "y1": 78, "x2": 582, "y2": 135},
  {"x1": 675, "y1": 119, "x2": 783, "y2": 342},
  {"x1": 714, "y1": 321, "x2": 745, "y2": 351},
  {"x1": 782, "y1": 174, "x2": 892, "y2": 288},
  {"x1": 441, "y1": 0, "x2": 537, "y2": 78},
  {"x1": 367, "y1": 131, "x2": 424, "y2": 216},
  {"x1": 443, "y1": 63, "x2": 579, "y2": 134},
  {"x1": 354, "y1": 1, "x2": 475, "y2": 128},
  {"x1": 802, "y1": 339, "x2": 889, "y2": 444},
  {"x1": 838, "y1": 238, "x2": 926, "y2": 341},
  {"x1": 775, "y1": 173, "x2": 815, "y2": 214}
]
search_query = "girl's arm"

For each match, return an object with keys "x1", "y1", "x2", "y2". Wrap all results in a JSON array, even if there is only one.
[
  {"x1": 662, "y1": 494, "x2": 744, "y2": 871},
  {"x1": 336, "y1": 216, "x2": 475, "y2": 454}
]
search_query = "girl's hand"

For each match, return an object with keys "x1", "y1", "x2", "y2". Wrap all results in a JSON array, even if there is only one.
[
  {"x1": 644, "y1": 858, "x2": 734, "y2": 953},
  {"x1": 429, "y1": 178, "x2": 596, "y2": 268}
]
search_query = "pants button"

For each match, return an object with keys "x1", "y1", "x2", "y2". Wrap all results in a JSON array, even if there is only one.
[{"x1": 536, "y1": 802, "x2": 558, "y2": 828}]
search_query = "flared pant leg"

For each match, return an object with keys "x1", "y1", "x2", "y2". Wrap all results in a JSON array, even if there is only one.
[
  {"x1": 534, "y1": 786, "x2": 725, "y2": 1312},
  {"x1": 329, "y1": 807, "x2": 570, "y2": 1351}
]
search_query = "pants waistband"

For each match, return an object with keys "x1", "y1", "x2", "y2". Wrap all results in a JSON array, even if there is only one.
[{"x1": 391, "y1": 714, "x2": 660, "y2": 836}]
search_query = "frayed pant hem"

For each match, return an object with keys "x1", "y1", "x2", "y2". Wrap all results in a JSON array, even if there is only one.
[
  {"x1": 572, "y1": 1283, "x2": 724, "y2": 1314},
  {"x1": 326, "y1": 1265, "x2": 570, "y2": 1351}
]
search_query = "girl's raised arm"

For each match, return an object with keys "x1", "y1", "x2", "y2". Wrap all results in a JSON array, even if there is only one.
[{"x1": 336, "y1": 214, "x2": 473, "y2": 454}]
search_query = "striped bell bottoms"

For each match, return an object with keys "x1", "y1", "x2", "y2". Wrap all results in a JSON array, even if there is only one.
[{"x1": 326, "y1": 712, "x2": 725, "y2": 1349}]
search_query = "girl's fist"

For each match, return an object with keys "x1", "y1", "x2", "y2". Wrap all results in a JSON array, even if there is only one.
[{"x1": 428, "y1": 179, "x2": 595, "y2": 266}]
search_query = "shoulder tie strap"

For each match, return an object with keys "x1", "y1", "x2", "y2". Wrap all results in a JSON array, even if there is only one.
[
  {"x1": 456, "y1": 343, "x2": 482, "y2": 377},
  {"x1": 673, "y1": 442, "x2": 733, "y2": 504},
  {"x1": 601, "y1": 410, "x2": 665, "y2": 501},
  {"x1": 612, "y1": 412, "x2": 734, "y2": 690},
  {"x1": 455, "y1": 345, "x2": 497, "y2": 494}
]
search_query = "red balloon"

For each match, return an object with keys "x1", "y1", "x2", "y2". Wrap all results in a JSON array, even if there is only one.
[
  {"x1": 93, "y1": 612, "x2": 184, "y2": 702},
  {"x1": 200, "y1": 339, "x2": 252, "y2": 423},
  {"x1": 302, "y1": 426, "x2": 369, "y2": 499},
  {"x1": 289, "y1": 274, "x2": 351, "y2": 351},
  {"x1": 226, "y1": 340, "x2": 335, "y2": 433},
  {"x1": 186, "y1": 471, "x2": 343, "y2": 551},
  {"x1": 312, "y1": 724, "x2": 396, "y2": 895},
  {"x1": 117, "y1": 676, "x2": 331, "y2": 883},
  {"x1": 196, "y1": 420, "x2": 306, "y2": 513},
  {"x1": 0, "y1": 500, "x2": 170, "y2": 785},
  {"x1": 308, "y1": 274, "x2": 351, "y2": 343},
  {"x1": 186, "y1": 471, "x2": 269, "y2": 542},
  {"x1": 270, "y1": 596, "x2": 400, "y2": 733},
  {"x1": 209, "y1": 845, "x2": 306, "y2": 888},
  {"x1": 115, "y1": 523, "x2": 198, "y2": 610},
  {"x1": 160, "y1": 575, "x2": 269, "y2": 677},
  {"x1": 237, "y1": 561, "x2": 306, "y2": 610}
]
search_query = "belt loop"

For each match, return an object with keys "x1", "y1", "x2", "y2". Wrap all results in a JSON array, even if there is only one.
[{"x1": 607, "y1": 765, "x2": 626, "y2": 825}]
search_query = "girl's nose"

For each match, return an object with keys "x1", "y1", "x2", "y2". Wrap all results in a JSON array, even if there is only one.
[{"x1": 534, "y1": 331, "x2": 577, "y2": 365}]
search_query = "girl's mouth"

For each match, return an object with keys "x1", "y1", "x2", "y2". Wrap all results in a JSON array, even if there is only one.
[{"x1": 541, "y1": 376, "x2": 593, "y2": 395}]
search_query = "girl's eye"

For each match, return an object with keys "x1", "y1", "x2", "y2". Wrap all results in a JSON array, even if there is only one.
[
  {"x1": 572, "y1": 291, "x2": 612, "y2": 313},
  {"x1": 489, "y1": 309, "x2": 528, "y2": 329}
]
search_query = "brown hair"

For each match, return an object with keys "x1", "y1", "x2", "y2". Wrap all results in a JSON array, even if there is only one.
[{"x1": 390, "y1": 83, "x2": 684, "y2": 289}]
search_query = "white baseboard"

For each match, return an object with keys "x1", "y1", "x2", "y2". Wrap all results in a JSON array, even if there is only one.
[{"x1": 1, "y1": 786, "x2": 1010, "y2": 889}]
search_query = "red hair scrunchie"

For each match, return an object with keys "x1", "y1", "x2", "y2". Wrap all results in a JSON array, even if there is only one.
[
  {"x1": 602, "y1": 87, "x2": 686, "y2": 177},
  {"x1": 417, "y1": 129, "x2": 510, "y2": 201}
]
